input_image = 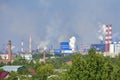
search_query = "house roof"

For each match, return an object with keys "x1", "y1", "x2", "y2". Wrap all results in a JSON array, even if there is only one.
[
  {"x1": 0, "y1": 66, "x2": 22, "y2": 72},
  {"x1": 0, "y1": 72, "x2": 9, "y2": 79}
]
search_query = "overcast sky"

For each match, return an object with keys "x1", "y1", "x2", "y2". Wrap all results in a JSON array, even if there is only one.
[{"x1": 0, "y1": 0, "x2": 120, "y2": 51}]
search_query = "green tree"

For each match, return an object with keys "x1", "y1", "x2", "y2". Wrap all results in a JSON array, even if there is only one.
[
  {"x1": 17, "y1": 66, "x2": 29, "y2": 75},
  {"x1": 66, "y1": 49, "x2": 120, "y2": 80},
  {"x1": 35, "y1": 64, "x2": 54, "y2": 80},
  {"x1": 5, "y1": 71, "x2": 18, "y2": 80},
  {"x1": 67, "y1": 54, "x2": 87, "y2": 80},
  {"x1": 0, "y1": 62, "x2": 5, "y2": 67}
]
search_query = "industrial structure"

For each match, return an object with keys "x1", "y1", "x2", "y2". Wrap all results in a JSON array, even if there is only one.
[
  {"x1": 0, "y1": 40, "x2": 12, "y2": 63},
  {"x1": 90, "y1": 24, "x2": 120, "y2": 57},
  {"x1": 80, "y1": 44, "x2": 83, "y2": 53},
  {"x1": 109, "y1": 42, "x2": 120, "y2": 55},
  {"x1": 0, "y1": 24, "x2": 120, "y2": 60},
  {"x1": 53, "y1": 36, "x2": 76, "y2": 54},
  {"x1": 21, "y1": 40, "x2": 24, "y2": 53},
  {"x1": 29, "y1": 35, "x2": 32, "y2": 53},
  {"x1": 90, "y1": 44, "x2": 105, "y2": 52},
  {"x1": 54, "y1": 41, "x2": 74, "y2": 54},
  {"x1": 60, "y1": 42, "x2": 73, "y2": 54},
  {"x1": 105, "y1": 24, "x2": 112, "y2": 52}
]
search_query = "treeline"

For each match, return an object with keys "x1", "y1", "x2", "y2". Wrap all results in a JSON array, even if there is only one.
[
  {"x1": 65, "y1": 49, "x2": 120, "y2": 80},
  {"x1": 31, "y1": 49, "x2": 120, "y2": 80},
  {"x1": 1, "y1": 49, "x2": 120, "y2": 80}
]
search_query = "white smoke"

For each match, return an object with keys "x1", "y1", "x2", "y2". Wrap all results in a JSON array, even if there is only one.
[
  {"x1": 98, "y1": 24, "x2": 106, "y2": 41},
  {"x1": 98, "y1": 35, "x2": 104, "y2": 41},
  {"x1": 69, "y1": 36, "x2": 76, "y2": 52},
  {"x1": 6, "y1": 45, "x2": 15, "y2": 50},
  {"x1": 11, "y1": 46, "x2": 15, "y2": 50},
  {"x1": 38, "y1": 41, "x2": 49, "y2": 50}
]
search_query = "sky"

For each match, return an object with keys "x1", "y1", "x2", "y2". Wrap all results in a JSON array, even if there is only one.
[{"x1": 0, "y1": 0, "x2": 120, "y2": 52}]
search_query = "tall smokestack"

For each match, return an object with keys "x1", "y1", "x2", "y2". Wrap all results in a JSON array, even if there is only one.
[
  {"x1": 80, "y1": 44, "x2": 83, "y2": 53},
  {"x1": 21, "y1": 40, "x2": 24, "y2": 52},
  {"x1": 43, "y1": 47, "x2": 47, "y2": 63},
  {"x1": 8, "y1": 40, "x2": 12, "y2": 61},
  {"x1": 43, "y1": 50, "x2": 46, "y2": 64},
  {"x1": 105, "y1": 25, "x2": 112, "y2": 52},
  {"x1": 109, "y1": 25, "x2": 112, "y2": 44},
  {"x1": 29, "y1": 35, "x2": 32, "y2": 53}
]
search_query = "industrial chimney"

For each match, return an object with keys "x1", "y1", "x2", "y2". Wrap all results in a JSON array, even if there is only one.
[
  {"x1": 105, "y1": 25, "x2": 112, "y2": 52},
  {"x1": 21, "y1": 40, "x2": 24, "y2": 53},
  {"x1": 43, "y1": 50, "x2": 46, "y2": 64},
  {"x1": 29, "y1": 35, "x2": 32, "y2": 53},
  {"x1": 80, "y1": 44, "x2": 83, "y2": 54},
  {"x1": 7, "y1": 40, "x2": 12, "y2": 61}
]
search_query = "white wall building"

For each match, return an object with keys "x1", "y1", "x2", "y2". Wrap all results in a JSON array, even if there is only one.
[
  {"x1": 109, "y1": 42, "x2": 120, "y2": 55},
  {"x1": 0, "y1": 54, "x2": 9, "y2": 60},
  {"x1": 20, "y1": 54, "x2": 32, "y2": 60}
]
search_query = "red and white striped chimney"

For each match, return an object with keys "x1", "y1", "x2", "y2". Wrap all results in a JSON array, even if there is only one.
[
  {"x1": 105, "y1": 24, "x2": 112, "y2": 52},
  {"x1": 109, "y1": 25, "x2": 112, "y2": 44}
]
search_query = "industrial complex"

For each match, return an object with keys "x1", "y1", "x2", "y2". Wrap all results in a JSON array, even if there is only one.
[{"x1": 0, "y1": 24, "x2": 120, "y2": 63}]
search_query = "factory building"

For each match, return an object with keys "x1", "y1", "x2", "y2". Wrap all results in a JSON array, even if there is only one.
[
  {"x1": 53, "y1": 36, "x2": 76, "y2": 54},
  {"x1": 109, "y1": 42, "x2": 120, "y2": 55},
  {"x1": 53, "y1": 41, "x2": 74, "y2": 54},
  {"x1": 54, "y1": 49, "x2": 61, "y2": 54},
  {"x1": 60, "y1": 42, "x2": 73, "y2": 54},
  {"x1": 20, "y1": 54, "x2": 32, "y2": 60},
  {"x1": 0, "y1": 40, "x2": 12, "y2": 63},
  {"x1": 90, "y1": 44, "x2": 105, "y2": 52}
]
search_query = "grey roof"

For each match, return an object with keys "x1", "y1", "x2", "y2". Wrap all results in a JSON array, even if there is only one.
[{"x1": 0, "y1": 66, "x2": 22, "y2": 72}]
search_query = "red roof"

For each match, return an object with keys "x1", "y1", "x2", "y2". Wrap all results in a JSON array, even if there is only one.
[
  {"x1": 66, "y1": 61, "x2": 72, "y2": 65},
  {"x1": 28, "y1": 69, "x2": 36, "y2": 75},
  {"x1": 0, "y1": 72, "x2": 9, "y2": 80}
]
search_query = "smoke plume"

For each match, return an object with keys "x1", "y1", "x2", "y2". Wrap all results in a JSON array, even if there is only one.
[
  {"x1": 69, "y1": 36, "x2": 76, "y2": 51},
  {"x1": 98, "y1": 24, "x2": 106, "y2": 41}
]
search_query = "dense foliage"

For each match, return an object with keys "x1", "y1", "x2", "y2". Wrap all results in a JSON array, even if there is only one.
[
  {"x1": 66, "y1": 49, "x2": 120, "y2": 80},
  {"x1": 2, "y1": 49, "x2": 120, "y2": 80}
]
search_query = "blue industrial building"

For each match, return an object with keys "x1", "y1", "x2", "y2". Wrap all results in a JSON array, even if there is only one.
[
  {"x1": 60, "y1": 42, "x2": 70, "y2": 50},
  {"x1": 54, "y1": 42, "x2": 73, "y2": 54},
  {"x1": 90, "y1": 44, "x2": 105, "y2": 52},
  {"x1": 54, "y1": 49, "x2": 61, "y2": 54},
  {"x1": 60, "y1": 42, "x2": 73, "y2": 54}
]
